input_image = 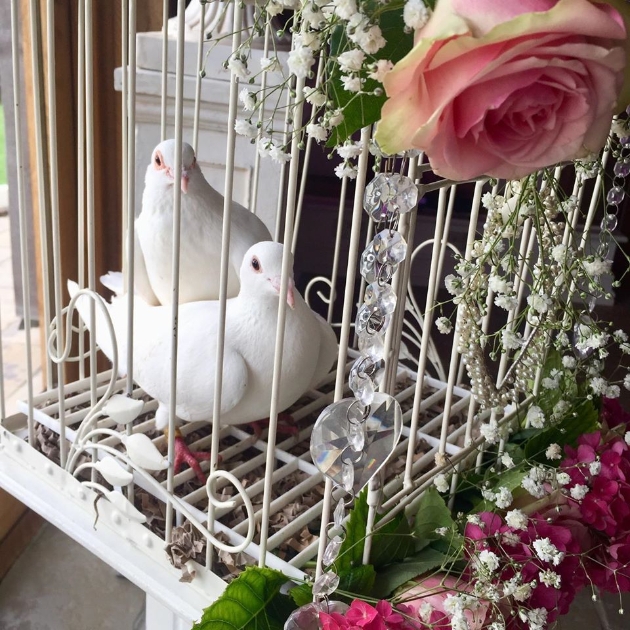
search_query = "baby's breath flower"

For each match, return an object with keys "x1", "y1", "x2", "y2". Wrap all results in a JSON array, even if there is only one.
[
  {"x1": 332, "y1": 0, "x2": 357, "y2": 20},
  {"x1": 494, "y1": 487, "x2": 513, "y2": 509},
  {"x1": 260, "y1": 56, "x2": 280, "y2": 72},
  {"x1": 590, "y1": 377, "x2": 608, "y2": 395},
  {"x1": 539, "y1": 569, "x2": 561, "y2": 589},
  {"x1": 337, "y1": 49, "x2": 365, "y2": 73},
  {"x1": 556, "y1": 472, "x2": 571, "y2": 486},
  {"x1": 501, "y1": 452, "x2": 515, "y2": 468},
  {"x1": 570, "y1": 484, "x2": 590, "y2": 500},
  {"x1": 327, "y1": 110, "x2": 344, "y2": 127},
  {"x1": 583, "y1": 257, "x2": 612, "y2": 277},
  {"x1": 302, "y1": 86, "x2": 327, "y2": 107},
  {"x1": 533, "y1": 537, "x2": 564, "y2": 566},
  {"x1": 433, "y1": 473, "x2": 449, "y2": 493},
  {"x1": 334, "y1": 163, "x2": 357, "y2": 180},
  {"x1": 228, "y1": 57, "x2": 249, "y2": 80},
  {"x1": 269, "y1": 144, "x2": 291, "y2": 164},
  {"x1": 335, "y1": 141, "x2": 363, "y2": 160},
  {"x1": 505, "y1": 509, "x2": 528, "y2": 530},
  {"x1": 589, "y1": 461, "x2": 601, "y2": 476},
  {"x1": 234, "y1": 119, "x2": 257, "y2": 137},
  {"x1": 436, "y1": 317, "x2": 453, "y2": 334},
  {"x1": 287, "y1": 46, "x2": 315, "y2": 78},
  {"x1": 306, "y1": 123, "x2": 328, "y2": 143},
  {"x1": 238, "y1": 88, "x2": 256, "y2": 111},
  {"x1": 477, "y1": 549, "x2": 500, "y2": 573},
  {"x1": 527, "y1": 293, "x2": 552, "y2": 314},
  {"x1": 403, "y1": 0, "x2": 431, "y2": 29},
  {"x1": 526, "y1": 406, "x2": 545, "y2": 429},
  {"x1": 545, "y1": 443, "x2": 562, "y2": 460},
  {"x1": 368, "y1": 59, "x2": 394, "y2": 82},
  {"x1": 480, "y1": 419, "x2": 500, "y2": 444},
  {"x1": 340, "y1": 74, "x2": 362, "y2": 92}
]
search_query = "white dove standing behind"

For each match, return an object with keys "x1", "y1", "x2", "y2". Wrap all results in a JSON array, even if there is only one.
[
  {"x1": 69, "y1": 242, "x2": 337, "y2": 434},
  {"x1": 135, "y1": 139, "x2": 272, "y2": 306}
]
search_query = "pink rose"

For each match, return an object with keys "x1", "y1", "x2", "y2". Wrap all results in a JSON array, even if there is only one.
[{"x1": 375, "y1": 0, "x2": 630, "y2": 180}]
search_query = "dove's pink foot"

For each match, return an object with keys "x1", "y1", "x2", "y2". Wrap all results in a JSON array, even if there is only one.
[
  {"x1": 248, "y1": 412, "x2": 299, "y2": 439},
  {"x1": 174, "y1": 435, "x2": 212, "y2": 484}
]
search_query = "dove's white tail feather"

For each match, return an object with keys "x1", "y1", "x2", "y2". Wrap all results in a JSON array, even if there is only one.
[{"x1": 67, "y1": 280, "x2": 129, "y2": 378}]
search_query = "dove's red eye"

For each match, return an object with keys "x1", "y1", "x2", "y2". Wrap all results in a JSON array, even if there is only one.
[
  {"x1": 153, "y1": 151, "x2": 165, "y2": 170},
  {"x1": 251, "y1": 257, "x2": 261, "y2": 272}
]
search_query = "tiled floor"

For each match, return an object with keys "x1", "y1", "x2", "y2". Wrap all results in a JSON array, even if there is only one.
[{"x1": 0, "y1": 524, "x2": 145, "y2": 630}]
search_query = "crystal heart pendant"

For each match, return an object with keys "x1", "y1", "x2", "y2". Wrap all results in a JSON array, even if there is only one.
[{"x1": 310, "y1": 392, "x2": 402, "y2": 494}]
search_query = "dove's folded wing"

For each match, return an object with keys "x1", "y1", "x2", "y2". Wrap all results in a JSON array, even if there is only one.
[
  {"x1": 134, "y1": 229, "x2": 160, "y2": 306},
  {"x1": 174, "y1": 346, "x2": 249, "y2": 423}
]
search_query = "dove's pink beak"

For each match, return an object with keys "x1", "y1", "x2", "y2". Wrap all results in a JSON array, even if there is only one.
[
  {"x1": 270, "y1": 276, "x2": 295, "y2": 309},
  {"x1": 181, "y1": 171, "x2": 190, "y2": 194}
]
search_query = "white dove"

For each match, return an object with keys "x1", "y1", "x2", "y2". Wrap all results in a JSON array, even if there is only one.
[
  {"x1": 69, "y1": 241, "x2": 338, "y2": 482},
  {"x1": 135, "y1": 139, "x2": 272, "y2": 306}
]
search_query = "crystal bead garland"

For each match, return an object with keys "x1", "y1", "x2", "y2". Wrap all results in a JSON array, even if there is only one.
[
  {"x1": 572, "y1": 114, "x2": 629, "y2": 357},
  {"x1": 300, "y1": 169, "x2": 416, "y2": 625}
]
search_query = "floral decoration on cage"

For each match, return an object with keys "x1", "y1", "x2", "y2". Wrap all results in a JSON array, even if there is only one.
[{"x1": 185, "y1": 0, "x2": 630, "y2": 627}]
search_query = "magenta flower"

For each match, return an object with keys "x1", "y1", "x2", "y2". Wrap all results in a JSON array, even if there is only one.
[{"x1": 319, "y1": 600, "x2": 421, "y2": 630}]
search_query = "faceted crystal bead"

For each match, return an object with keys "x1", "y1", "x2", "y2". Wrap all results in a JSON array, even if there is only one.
[
  {"x1": 341, "y1": 459, "x2": 354, "y2": 492},
  {"x1": 349, "y1": 356, "x2": 385, "y2": 407},
  {"x1": 333, "y1": 499, "x2": 345, "y2": 527},
  {"x1": 355, "y1": 303, "x2": 391, "y2": 338},
  {"x1": 323, "y1": 535, "x2": 344, "y2": 566},
  {"x1": 373, "y1": 229, "x2": 407, "y2": 265},
  {"x1": 349, "y1": 368, "x2": 375, "y2": 407},
  {"x1": 364, "y1": 173, "x2": 395, "y2": 221},
  {"x1": 310, "y1": 394, "x2": 403, "y2": 494},
  {"x1": 614, "y1": 156, "x2": 630, "y2": 178},
  {"x1": 360, "y1": 244, "x2": 378, "y2": 283},
  {"x1": 364, "y1": 282, "x2": 397, "y2": 314},
  {"x1": 620, "y1": 136, "x2": 630, "y2": 148},
  {"x1": 601, "y1": 213, "x2": 618, "y2": 232},
  {"x1": 358, "y1": 332, "x2": 385, "y2": 360},
  {"x1": 388, "y1": 173, "x2": 419, "y2": 214},
  {"x1": 284, "y1": 601, "x2": 349, "y2": 630},
  {"x1": 607, "y1": 185, "x2": 625, "y2": 206},
  {"x1": 312, "y1": 571, "x2": 340, "y2": 597},
  {"x1": 348, "y1": 420, "x2": 366, "y2": 452}
]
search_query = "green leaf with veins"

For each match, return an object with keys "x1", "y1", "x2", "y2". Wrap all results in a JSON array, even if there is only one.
[{"x1": 325, "y1": 8, "x2": 413, "y2": 147}]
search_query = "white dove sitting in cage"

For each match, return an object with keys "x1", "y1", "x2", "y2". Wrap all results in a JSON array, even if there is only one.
[
  {"x1": 134, "y1": 139, "x2": 272, "y2": 306},
  {"x1": 68, "y1": 241, "x2": 338, "y2": 482}
]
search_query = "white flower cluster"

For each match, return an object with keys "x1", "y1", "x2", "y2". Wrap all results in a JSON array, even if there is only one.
[{"x1": 444, "y1": 175, "x2": 630, "y2": 412}]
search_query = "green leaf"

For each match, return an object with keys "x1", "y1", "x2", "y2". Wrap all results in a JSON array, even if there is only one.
[
  {"x1": 326, "y1": 9, "x2": 414, "y2": 146},
  {"x1": 371, "y1": 548, "x2": 447, "y2": 598},
  {"x1": 370, "y1": 511, "x2": 414, "y2": 568},
  {"x1": 289, "y1": 583, "x2": 313, "y2": 608},
  {"x1": 338, "y1": 564, "x2": 376, "y2": 597},
  {"x1": 334, "y1": 490, "x2": 369, "y2": 573},
  {"x1": 193, "y1": 567, "x2": 295, "y2": 630},
  {"x1": 413, "y1": 487, "x2": 457, "y2": 550}
]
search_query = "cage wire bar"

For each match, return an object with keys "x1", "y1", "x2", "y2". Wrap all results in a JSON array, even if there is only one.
[{"x1": 0, "y1": 0, "x2": 618, "y2": 626}]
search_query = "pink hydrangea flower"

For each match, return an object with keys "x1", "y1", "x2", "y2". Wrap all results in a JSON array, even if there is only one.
[{"x1": 319, "y1": 599, "x2": 420, "y2": 630}]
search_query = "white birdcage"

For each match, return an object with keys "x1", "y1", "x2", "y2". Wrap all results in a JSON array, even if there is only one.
[{"x1": 0, "y1": 0, "x2": 627, "y2": 628}]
